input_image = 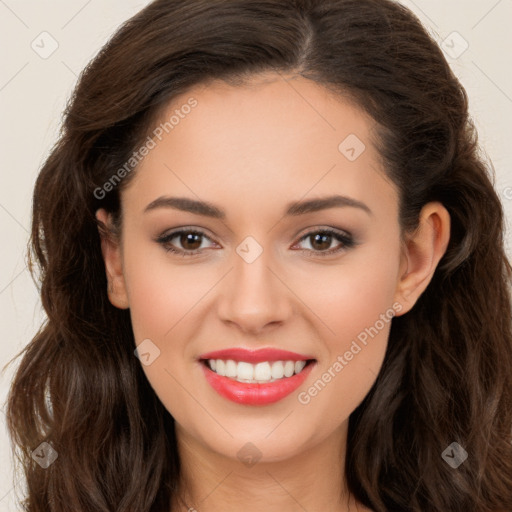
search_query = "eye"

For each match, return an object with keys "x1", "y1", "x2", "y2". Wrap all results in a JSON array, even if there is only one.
[
  {"x1": 156, "y1": 228, "x2": 217, "y2": 256},
  {"x1": 156, "y1": 227, "x2": 356, "y2": 257},
  {"x1": 292, "y1": 228, "x2": 355, "y2": 257}
]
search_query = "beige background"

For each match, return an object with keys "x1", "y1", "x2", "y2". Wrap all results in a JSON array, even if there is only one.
[{"x1": 1, "y1": 0, "x2": 511, "y2": 508}]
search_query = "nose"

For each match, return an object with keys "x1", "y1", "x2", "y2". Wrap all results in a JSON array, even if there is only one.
[{"x1": 216, "y1": 246, "x2": 292, "y2": 336}]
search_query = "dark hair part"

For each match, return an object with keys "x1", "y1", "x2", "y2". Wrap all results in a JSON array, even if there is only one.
[{"x1": 4, "y1": 0, "x2": 512, "y2": 510}]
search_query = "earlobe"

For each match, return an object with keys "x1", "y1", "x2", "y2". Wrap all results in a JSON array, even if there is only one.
[
  {"x1": 95, "y1": 208, "x2": 130, "y2": 310},
  {"x1": 394, "y1": 202, "x2": 451, "y2": 316}
]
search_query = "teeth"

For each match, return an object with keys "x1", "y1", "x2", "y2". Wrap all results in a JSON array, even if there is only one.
[
  {"x1": 295, "y1": 360, "x2": 306, "y2": 374},
  {"x1": 271, "y1": 361, "x2": 284, "y2": 379},
  {"x1": 216, "y1": 359, "x2": 225, "y2": 376},
  {"x1": 237, "y1": 361, "x2": 254, "y2": 380},
  {"x1": 283, "y1": 361, "x2": 295, "y2": 377},
  {"x1": 225, "y1": 359, "x2": 237, "y2": 378},
  {"x1": 207, "y1": 359, "x2": 310, "y2": 383},
  {"x1": 254, "y1": 362, "x2": 272, "y2": 381}
]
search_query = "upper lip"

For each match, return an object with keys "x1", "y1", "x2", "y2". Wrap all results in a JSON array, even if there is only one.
[{"x1": 198, "y1": 347, "x2": 316, "y2": 363}]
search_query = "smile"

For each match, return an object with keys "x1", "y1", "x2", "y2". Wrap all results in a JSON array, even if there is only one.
[
  {"x1": 204, "y1": 358, "x2": 312, "y2": 383},
  {"x1": 198, "y1": 348, "x2": 317, "y2": 405}
]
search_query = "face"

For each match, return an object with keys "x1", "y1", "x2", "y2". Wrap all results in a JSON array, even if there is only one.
[{"x1": 100, "y1": 73, "x2": 410, "y2": 463}]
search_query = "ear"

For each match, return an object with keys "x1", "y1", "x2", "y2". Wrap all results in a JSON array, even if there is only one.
[
  {"x1": 95, "y1": 208, "x2": 130, "y2": 309},
  {"x1": 393, "y1": 202, "x2": 450, "y2": 316}
]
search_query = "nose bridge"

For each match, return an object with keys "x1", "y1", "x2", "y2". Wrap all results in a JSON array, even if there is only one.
[{"x1": 217, "y1": 234, "x2": 291, "y2": 331}]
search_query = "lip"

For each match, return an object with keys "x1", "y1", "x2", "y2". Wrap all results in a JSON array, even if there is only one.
[
  {"x1": 200, "y1": 358, "x2": 317, "y2": 405},
  {"x1": 198, "y1": 347, "x2": 315, "y2": 363},
  {"x1": 200, "y1": 359, "x2": 316, "y2": 405}
]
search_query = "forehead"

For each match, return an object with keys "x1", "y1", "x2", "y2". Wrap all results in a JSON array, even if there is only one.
[
  {"x1": 157, "y1": 73, "x2": 375, "y2": 164},
  {"x1": 122, "y1": 73, "x2": 397, "y2": 221}
]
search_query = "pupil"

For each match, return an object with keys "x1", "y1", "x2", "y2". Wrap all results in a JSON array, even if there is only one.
[
  {"x1": 312, "y1": 233, "x2": 331, "y2": 251},
  {"x1": 182, "y1": 233, "x2": 201, "y2": 250}
]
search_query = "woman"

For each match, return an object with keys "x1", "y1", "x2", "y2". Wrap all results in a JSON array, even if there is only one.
[{"x1": 4, "y1": 0, "x2": 512, "y2": 511}]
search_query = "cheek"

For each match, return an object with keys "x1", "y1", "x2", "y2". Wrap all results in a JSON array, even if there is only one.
[
  {"x1": 122, "y1": 242, "x2": 209, "y2": 418},
  {"x1": 122, "y1": 240, "x2": 212, "y2": 343},
  {"x1": 301, "y1": 239, "x2": 401, "y2": 350},
  {"x1": 293, "y1": 240, "x2": 400, "y2": 413}
]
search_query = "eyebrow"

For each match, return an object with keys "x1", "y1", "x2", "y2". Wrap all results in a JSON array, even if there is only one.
[{"x1": 144, "y1": 194, "x2": 373, "y2": 218}]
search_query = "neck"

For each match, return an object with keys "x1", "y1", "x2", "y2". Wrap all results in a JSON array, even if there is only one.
[{"x1": 170, "y1": 420, "x2": 366, "y2": 512}]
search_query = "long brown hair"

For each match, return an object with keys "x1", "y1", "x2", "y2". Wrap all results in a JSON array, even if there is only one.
[{"x1": 4, "y1": 1, "x2": 512, "y2": 510}]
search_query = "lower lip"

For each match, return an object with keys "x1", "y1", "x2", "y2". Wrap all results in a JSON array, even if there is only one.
[{"x1": 200, "y1": 361, "x2": 316, "y2": 405}]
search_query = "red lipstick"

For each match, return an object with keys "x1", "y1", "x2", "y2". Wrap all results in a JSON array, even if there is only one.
[
  {"x1": 199, "y1": 347, "x2": 314, "y2": 363},
  {"x1": 198, "y1": 347, "x2": 317, "y2": 405}
]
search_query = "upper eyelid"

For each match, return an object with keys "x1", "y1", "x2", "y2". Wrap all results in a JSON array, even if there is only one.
[{"x1": 158, "y1": 227, "x2": 217, "y2": 244}]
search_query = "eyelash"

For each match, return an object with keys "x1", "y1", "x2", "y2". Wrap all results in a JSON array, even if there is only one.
[{"x1": 155, "y1": 227, "x2": 356, "y2": 258}]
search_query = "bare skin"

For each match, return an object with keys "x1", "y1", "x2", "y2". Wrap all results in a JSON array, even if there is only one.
[{"x1": 96, "y1": 72, "x2": 450, "y2": 511}]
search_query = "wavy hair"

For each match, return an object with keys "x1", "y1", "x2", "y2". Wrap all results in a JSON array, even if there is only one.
[{"x1": 4, "y1": 0, "x2": 512, "y2": 510}]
